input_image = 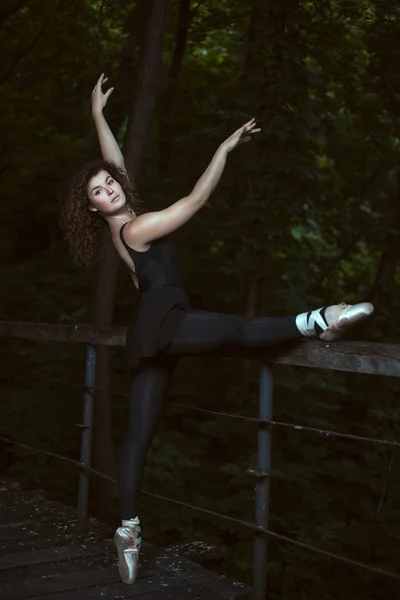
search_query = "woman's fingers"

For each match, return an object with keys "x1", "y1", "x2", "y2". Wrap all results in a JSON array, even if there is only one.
[
  {"x1": 95, "y1": 73, "x2": 107, "y2": 88},
  {"x1": 245, "y1": 121, "x2": 258, "y2": 130},
  {"x1": 92, "y1": 73, "x2": 113, "y2": 98},
  {"x1": 241, "y1": 120, "x2": 259, "y2": 133},
  {"x1": 245, "y1": 126, "x2": 261, "y2": 135},
  {"x1": 104, "y1": 87, "x2": 114, "y2": 100},
  {"x1": 239, "y1": 124, "x2": 260, "y2": 137},
  {"x1": 92, "y1": 75, "x2": 101, "y2": 94}
]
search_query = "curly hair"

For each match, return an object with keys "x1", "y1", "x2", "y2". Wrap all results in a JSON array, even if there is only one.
[{"x1": 60, "y1": 160, "x2": 144, "y2": 267}]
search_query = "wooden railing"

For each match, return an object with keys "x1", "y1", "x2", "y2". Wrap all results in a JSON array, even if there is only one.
[
  {"x1": 1, "y1": 319, "x2": 399, "y2": 376},
  {"x1": 1, "y1": 320, "x2": 399, "y2": 600}
]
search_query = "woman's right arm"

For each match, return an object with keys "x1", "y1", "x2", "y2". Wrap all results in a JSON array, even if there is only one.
[
  {"x1": 124, "y1": 119, "x2": 260, "y2": 246},
  {"x1": 91, "y1": 73, "x2": 125, "y2": 168}
]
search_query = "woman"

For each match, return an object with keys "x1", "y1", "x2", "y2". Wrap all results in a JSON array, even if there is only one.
[{"x1": 61, "y1": 74, "x2": 373, "y2": 585}]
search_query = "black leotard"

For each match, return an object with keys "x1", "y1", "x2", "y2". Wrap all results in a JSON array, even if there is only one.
[
  {"x1": 117, "y1": 223, "x2": 302, "y2": 519},
  {"x1": 119, "y1": 223, "x2": 190, "y2": 371}
]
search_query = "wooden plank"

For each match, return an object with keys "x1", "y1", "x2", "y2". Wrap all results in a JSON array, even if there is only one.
[
  {"x1": 13, "y1": 564, "x2": 250, "y2": 600},
  {"x1": 0, "y1": 540, "x2": 115, "y2": 570},
  {"x1": 0, "y1": 535, "x2": 102, "y2": 556},
  {"x1": 0, "y1": 321, "x2": 126, "y2": 347},
  {"x1": 0, "y1": 519, "x2": 43, "y2": 530},
  {"x1": 16, "y1": 577, "x2": 190, "y2": 600},
  {"x1": 0, "y1": 490, "x2": 48, "y2": 507},
  {"x1": 0, "y1": 489, "x2": 78, "y2": 526},
  {"x1": 133, "y1": 580, "x2": 252, "y2": 600},
  {"x1": 216, "y1": 339, "x2": 400, "y2": 377},
  {"x1": 141, "y1": 547, "x2": 203, "y2": 572},
  {"x1": 0, "y1": 498, "x2": 76, "y2": 516},
  {"x1": 0, "y1": 515, "x2": 107, "y2": 555},
  {"x1": 0, "y1": 482, "x2": 109, "y2": 556},
  {"x1": 0, "y1": 550, "x2": 211, "y2": 600},
  {"x1": 0, "y1": 320, "x2": 399, "y2": 376},
  {"x1": 0, "y1": 553, "x2": 116, "y2": 588},
  {"x1": 0, "y1": 566, "x2": 120, "y2": 600},
  {"x1": 0, "y1": 481, "x2": 251, "y2": 600},
  {"x1": 0, "y1": 509, "x2": 76, "y2": 529},
  {"x1": 263, "y1": 339, "x2": 400, "y2": 377},
  {"x1": 0, "y1": 526, "x2": 107, "y2": 556},
  {"x1": 37, "y1": 580, "x2": 251, "y2": 600},
  {"x1": 0, "y1": 514, "x2": 78, "y2": 530},
  {"x1": 0, "y1": 518, "x2": 80, "y2": 541},
  {"x1": 0, "y1": 544, "x2": 201, "y2": 583}
]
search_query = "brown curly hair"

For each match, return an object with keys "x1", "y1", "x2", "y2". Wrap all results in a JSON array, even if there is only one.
[{"x1": 60, "y1": 160, "x2": 144, "y2": 266}]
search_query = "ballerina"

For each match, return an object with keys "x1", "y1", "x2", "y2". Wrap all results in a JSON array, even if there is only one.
[{"x1": 60, "y1": 74, "x2": 374, "y2": 584}]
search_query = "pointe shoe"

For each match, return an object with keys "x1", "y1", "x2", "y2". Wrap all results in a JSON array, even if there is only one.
[
  {"x1": 319, "y1": 302, "x2": 374, "y2": 341},
  {"x1": 114, "y1": 526, "x2": 142, "y2": 584}
]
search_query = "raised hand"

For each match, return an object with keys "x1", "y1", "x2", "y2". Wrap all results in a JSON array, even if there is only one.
[
  {"x1": 220, "y1": 118, "x2": 261, "y2": 153},
  {"x1": 91, "y1": 73, "x2": 114, "y2": 117}
]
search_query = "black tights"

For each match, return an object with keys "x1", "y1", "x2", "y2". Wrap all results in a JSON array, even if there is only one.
[{"x1": 116, "y1": 310, "x2": 302, "y2": 519}]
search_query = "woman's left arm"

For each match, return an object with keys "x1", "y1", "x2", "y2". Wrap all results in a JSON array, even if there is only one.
[{"x1": 91, "y1": 73, "x2": 125, "y2": 168}]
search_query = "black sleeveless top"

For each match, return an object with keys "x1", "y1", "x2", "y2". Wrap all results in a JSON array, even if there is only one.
[{"x1": 120, "y1": 223, "x2": 190, "y2": 371}]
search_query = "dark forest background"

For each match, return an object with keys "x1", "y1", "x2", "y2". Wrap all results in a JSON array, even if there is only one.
[{"x1": 1, "y1": 0, "x2": 400, "y2": 598}]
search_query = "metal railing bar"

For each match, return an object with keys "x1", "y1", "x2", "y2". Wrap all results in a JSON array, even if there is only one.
[
  {"x1": 147, "y1": 491, "x2": 400, "y2": 582},
  {"x1": 1, "y1": 370, "x2": 399, "y2": 449},
  {"x1": 0, "y1": 435, "x2": 399, "y2": 582},
  {"x1": 171, "y1": 403, "x2": 400, "y2": 448}
]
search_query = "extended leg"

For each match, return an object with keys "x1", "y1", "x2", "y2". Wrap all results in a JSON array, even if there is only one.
[
  {"x1": 166, "y1": 302, "x2": 374, "y2": 356},
  {"x1": 167, "y1": 310, "x2": 302, "y2": 356}
]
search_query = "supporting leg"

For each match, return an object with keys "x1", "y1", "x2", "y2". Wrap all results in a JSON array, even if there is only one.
[{"x1": 115, "y1": 357, "x2": 177, "y2": 584}]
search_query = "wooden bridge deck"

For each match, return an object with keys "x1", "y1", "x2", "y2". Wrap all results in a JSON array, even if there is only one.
[{"x1": 0, "y1": 481, "x2": 251, "y2": 600}]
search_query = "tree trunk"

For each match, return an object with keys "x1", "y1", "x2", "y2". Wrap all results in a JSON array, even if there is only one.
[
  {"x1": 158, "y1": 0, "x2": 191, "y2": 176},
  {"x1": 367, "y1": 174, "x2": 400, "y2": 339},
  {"x1": 90, "y1": 231, "x2": 119, "y2": 516},
  {"x1": 106, "y1": 0, "x2": 153, "y2": 137},
  {"x1": 124, "y1": 0, "x2": 170, "y2": 180},
  {"x1": 244, "y1": 275, "x2": 264, "y2": 319},
  {"x1": 240, "y1": 275, "x2": 264, "y2": 386},
  {"x1": 238, "y1": 0, "x2": 299, "y2": 382},
  {"x1": 90, "y1": 0, "x2": 169, "y2": 518}
]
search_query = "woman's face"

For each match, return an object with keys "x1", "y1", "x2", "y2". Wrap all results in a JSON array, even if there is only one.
[{"x1": 87, "y1": 170, "x2": 126, "y2": 215}]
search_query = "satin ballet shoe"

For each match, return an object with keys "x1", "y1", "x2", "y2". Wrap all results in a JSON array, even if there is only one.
[
  {"x1": 318, "y1": 302, "x2": 374, "y2": 341},
  {"x1": 296, "y1": 302, "x2": 374, "y2": 340},
  {"x1": 114, "y1": 525, "x2": 142, "y2": 584}
]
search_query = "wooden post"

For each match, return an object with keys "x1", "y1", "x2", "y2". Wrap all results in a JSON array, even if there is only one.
[{"x1": 77, "y1": 344, "x2": 96, "y2": 521}]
